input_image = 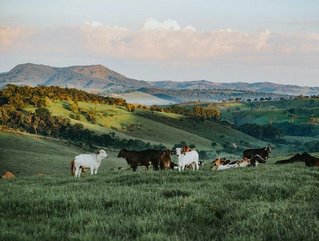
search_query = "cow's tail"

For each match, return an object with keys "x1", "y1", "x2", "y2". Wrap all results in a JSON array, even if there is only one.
[{"x1": 70, "y1": 160, "x2": 75, "y2": 176}]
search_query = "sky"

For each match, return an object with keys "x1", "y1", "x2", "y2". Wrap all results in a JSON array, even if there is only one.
[{"x1": 0, "y1": 0, "x2": 319, "y2": 86}]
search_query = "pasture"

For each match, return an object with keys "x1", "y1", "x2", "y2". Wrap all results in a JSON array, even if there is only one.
[{"x1": 0, "y1": 131, "x2": 319, "y2": 241}]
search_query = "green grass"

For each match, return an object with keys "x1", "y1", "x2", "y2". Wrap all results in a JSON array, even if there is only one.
[
  {"x1": 0, "y1": 130, "x2": 127, "y2": 176},
  {"x1": 1, "y1": 130, "x2": 319, "y2": 241},
  {"x1": 219, "y1": 98, "x2": 319, "y2": 126},
  {"x1": 135, "y1": 110, "x2": 267, "y2": 148},
  {"x1": 0, "y1": 162, "x2": 318, "y2": 241}
]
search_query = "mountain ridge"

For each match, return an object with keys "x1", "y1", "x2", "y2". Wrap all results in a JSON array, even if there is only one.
[
  {"x1": 0, "y1": 63, "x2": 318, "y2": 96},
  {"x1": 0, "y1": 63, "x2": 149, "y2": 92}
]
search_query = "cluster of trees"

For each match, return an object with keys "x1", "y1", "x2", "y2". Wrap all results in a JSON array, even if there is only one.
[
  {"x1": 0, "y1": 84, "x2": 128, "y2": 109},
  {"x1": 150, "y1": 104, "x2": 221, "y2": 121},
  {"x1": 274, "y1": 123, "x2": 319, "y2": 137},
  {"x1": 237, "y1": 123, "x2": 283, "y2": 140}
]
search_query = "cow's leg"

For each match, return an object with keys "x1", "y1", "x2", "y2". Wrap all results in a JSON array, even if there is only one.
[
  {"x1": 78, "y1": 167, "x2": 82, "y2": 177},
  {"x1": 90, "y1": 167, "x2": 94, "y2": 175},
  {"x1": 195, "y1": 161, "x2": 199, "y2": 170},
  {"x1": 74, "y1": 166, "x2": 79, "y2": 177},
  {"x1": 132, "y1": 165, "x2": 137, "y2": 172},
  {"x1": 94, "y1": 168, "x2": 98, "y2": 175}
]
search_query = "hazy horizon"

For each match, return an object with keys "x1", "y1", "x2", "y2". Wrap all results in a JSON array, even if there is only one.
[{"x1": 1, "y1": 0, "x2": 318, "y2": 86}]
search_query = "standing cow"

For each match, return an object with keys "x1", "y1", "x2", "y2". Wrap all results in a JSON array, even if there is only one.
[
  {"x1": 71, "y1": 150, "x2": 108, "y2": 177},
  {"x1": 175, "y1": 147, "x2": 199, "y2": 171},
  {"x1": 159, "y1": 149, "x2": 176, "y2": 170},
  {"x1": 117, "y1": 149, "x2": 164, "y2": 172},
  {"x1": 243, "y1": 145, "x2": 273, "y2": 163}
]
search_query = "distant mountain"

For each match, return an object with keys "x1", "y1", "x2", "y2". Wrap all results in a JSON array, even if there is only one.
[
  {"x1": 148, "y1": 80, "x2": 319, "y2": 96},
  {"x1": 1, "y1": 64, "x2": 318, "y2": 98},
  {"x1": 0, "y1": 63, "x2": 149, "y2": 92}
]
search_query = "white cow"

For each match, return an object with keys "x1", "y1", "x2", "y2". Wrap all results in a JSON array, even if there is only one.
[
  {"x1": 175, "y1": 148, "x2": 199, "y2": 171},
  {"x1": 71, "y1": 150, "x2": 108, "y2": 177}
]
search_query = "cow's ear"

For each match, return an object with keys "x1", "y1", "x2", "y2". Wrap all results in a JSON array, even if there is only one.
[{"x1": 95, "y1": 150, "x2": 100, "y2": 155}]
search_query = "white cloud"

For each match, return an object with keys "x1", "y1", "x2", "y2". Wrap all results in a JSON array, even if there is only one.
[
  {"x1": 1, "y1": 19, "x2": 318, "y2": 69},
  {"x1": 84, "y1": 21, "x2": 103, "y2": 27},
  {"x1": 142, "y1": 18, "x2": 181, "y2": 31}
]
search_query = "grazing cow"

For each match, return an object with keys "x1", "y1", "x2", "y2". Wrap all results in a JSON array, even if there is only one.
[
  {"x1": 243, "y1": 145, "x2": 273, "y2": 163},
  {"x1": 117, "y1": 149, "x2": 164, "y2": 172},
  {"x1": 71, "y1": 150, "x2": 108, "y2": 178},
  {"x1": 175, "y1": 148, "x2": 199, "y2": 171},
  {"x1": 275, "y1": 152, "x2": 319, "y2": 167}
]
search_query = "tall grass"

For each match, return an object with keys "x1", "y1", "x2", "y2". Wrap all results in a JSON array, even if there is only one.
[{"x1": 0, "y1": 163, "x2": 318, "y2": 241}]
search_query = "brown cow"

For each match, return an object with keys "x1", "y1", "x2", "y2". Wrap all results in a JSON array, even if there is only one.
[{"x1": 159, "y1": 149, "x2": 177, "y2": 170}]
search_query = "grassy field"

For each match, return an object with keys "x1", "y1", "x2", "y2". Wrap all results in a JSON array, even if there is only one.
[
  {"x1": 0, "y1": 131, "x2": 319, "y2": 241},
  {"x1": 0, "y1": 130, "x2": 127, "y2": 176}
]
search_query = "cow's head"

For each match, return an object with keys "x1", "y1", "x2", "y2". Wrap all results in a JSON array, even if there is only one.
[
  {"x1": 175, "y1": 148, "x2": 182, "y2": 157},
  {"x1": 117, "y1": 148, "x2": 127, "y2": 158},
  {"x1": 97, "y1": 149, "x2": 108, "y2": 159},
  {"x1": 265, "y1": 145, "x2": 274, "y2": 153},
  {"x1": 212, "y1": 157, "x2": 225, "y2": 169}
]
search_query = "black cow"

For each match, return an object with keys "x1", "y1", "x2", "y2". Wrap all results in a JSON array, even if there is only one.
[
  {"x1": 117, "y1": 148, "x2": 164, "y2": 172},
  {"x1": 243, "y1": 145, "x2": 272, "y2": 163},
  {"x1": 275, "y1": 152, "x2": 319, "y2": 167}
]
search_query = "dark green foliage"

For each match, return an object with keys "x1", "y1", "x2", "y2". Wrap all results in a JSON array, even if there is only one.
[
  {"x1": 197, "y1": 150, "x2": 214, "y2": 159},
  {"x1": 238, "y1": 123, "x2": 282, "y2": 140},
  {"x1": 275, "y1": 123, "x2": 319, "y2": 137},
  {"x1": 0, "y1": 84, "x2": 127, "y2": 107}
]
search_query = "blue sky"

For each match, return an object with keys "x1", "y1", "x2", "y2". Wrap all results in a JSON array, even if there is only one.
[{"x1": 1, "y1": 0, "x2": 319, "y2": 86}]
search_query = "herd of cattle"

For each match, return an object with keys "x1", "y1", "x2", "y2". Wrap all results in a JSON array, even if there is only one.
[{"x1": 70, "y1": 144, "x2": 307, "y2": 177}]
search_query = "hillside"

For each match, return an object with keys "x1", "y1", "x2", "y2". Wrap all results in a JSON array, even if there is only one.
[
  {"x1": 0, "y1": 85, "x2": 270, "y2": 160},
  {"x1": 0, "y1": 63, "x2": 149, "y2": 92},
  {"x1": 0, "y1": 130, "x2": 128, "y2": 176}
]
